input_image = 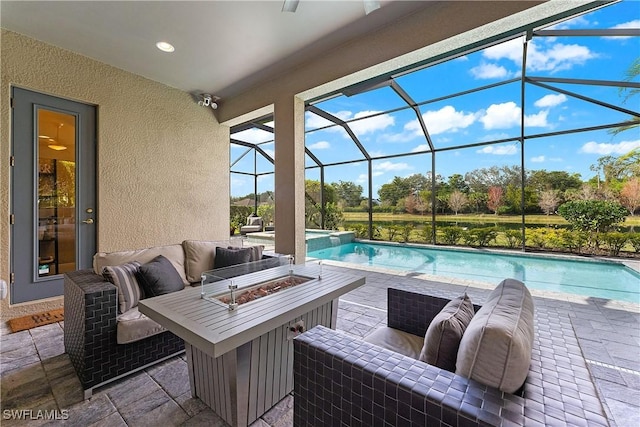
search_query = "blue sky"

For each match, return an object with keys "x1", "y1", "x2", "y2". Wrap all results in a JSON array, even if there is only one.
[{"x1": 231, "y1": 0, "x2": 639, "y2": 198}]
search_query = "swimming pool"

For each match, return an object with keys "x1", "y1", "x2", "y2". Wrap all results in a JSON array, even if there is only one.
[{"x1": 307, "y1": 242, "x2": 640, "y2": 303}]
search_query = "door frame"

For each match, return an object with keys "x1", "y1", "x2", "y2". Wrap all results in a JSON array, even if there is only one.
[{"x1": 10, "y1": 86, "x2": 97, "y2": 304}]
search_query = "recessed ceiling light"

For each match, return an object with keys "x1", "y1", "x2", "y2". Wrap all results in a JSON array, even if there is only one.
[
  {"x1": 156, "y1": 41, "x2": 175, "y2": 53},
  {"x1": 38, "y1": 135, "x2": 50, "y2": 139},
  {"x1": 48, "y1": 144, "x2": 67, "y2": 151}
]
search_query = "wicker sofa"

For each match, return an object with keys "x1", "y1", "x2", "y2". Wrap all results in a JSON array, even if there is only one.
[
  {"x1": 294, "y1": 287, "x2": 610, "y2": 427},
  {"x1": 64, "y1": 240, "x2": 283, "y2": 399}
]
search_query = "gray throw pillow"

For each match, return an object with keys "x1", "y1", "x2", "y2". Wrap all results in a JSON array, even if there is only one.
[
  {"x1": 215, "y1": 247, "x2": 253, "y2": 269},
  {"x1": 227, "y1": 245, "x2": 264, "y2": 262},
  {"x1": 137, "y1": 255, "x2": 185, "y2": 298},
  {"x1": 419, "y1": 293, "x2": 475, "y2": 372},
  {"x1": 102, "y1": 261, "x2": 142, "y2": 314}
]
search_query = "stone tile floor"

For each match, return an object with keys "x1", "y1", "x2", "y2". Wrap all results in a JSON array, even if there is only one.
[{"x1": 1, "y1": 263, "x2": 639, "y2": 426}]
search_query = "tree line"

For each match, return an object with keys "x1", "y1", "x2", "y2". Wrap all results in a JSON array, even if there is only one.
[{"x1": 303, "y1": 150, "x2": 639, "y2": 218}]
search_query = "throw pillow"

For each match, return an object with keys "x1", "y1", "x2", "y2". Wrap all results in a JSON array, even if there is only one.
[
  {"x1": 455, "y1": 278, "x2": 534, "y2": 394},
  {"x1": 215, "y1": 246, "x2": 253, "y2": 269},
  {"x1": 137, "y1": 255, "x2": 185, "y2": 298},
  {"x1": 419, "y1": 293, "x2": 475, "y2": 372},
  {"x1": 102, "y1": 261, "x2": 143, "y2": 314},
  {"x1": 227, "y1": 245, "x2": 264, "y2": 262}
]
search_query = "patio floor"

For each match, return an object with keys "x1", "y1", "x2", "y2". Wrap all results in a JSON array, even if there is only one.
[{"x1": 1, "y1": 263, "x2": 639, "y2": 426}]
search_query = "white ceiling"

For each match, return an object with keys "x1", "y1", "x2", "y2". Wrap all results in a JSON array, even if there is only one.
[{"x1": 0, "y1": 0, "x2": 432, "y2": 100}]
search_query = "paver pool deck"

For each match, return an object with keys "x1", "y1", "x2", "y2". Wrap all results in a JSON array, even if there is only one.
[{"x1": 1, "y1": 262, "x2": 638, "y2": 426}]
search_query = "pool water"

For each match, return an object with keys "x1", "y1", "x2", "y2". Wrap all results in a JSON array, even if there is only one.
[{"x1": 308, "y1": 242, "x2": 640, "y2": 303}]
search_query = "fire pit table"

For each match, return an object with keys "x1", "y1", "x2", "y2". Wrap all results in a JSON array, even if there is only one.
[{"x1": 138, "y1": 260, "x2": 365, "y2": 427}]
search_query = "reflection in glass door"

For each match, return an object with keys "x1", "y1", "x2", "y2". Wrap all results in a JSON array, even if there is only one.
[{"x1": 37, "y1": 109, "x2": 77, "y2": 277}]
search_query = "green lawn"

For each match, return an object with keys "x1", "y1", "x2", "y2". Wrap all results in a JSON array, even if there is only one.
[{"x1": 343, "y1": 212, "x2": 640, "y2": 227}]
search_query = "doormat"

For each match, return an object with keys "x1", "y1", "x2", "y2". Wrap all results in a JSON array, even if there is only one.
[{"x1": 7, "y1": 308, "x2": 64, "y2": 333}]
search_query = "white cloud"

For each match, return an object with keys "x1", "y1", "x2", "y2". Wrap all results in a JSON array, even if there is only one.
[
  {"x1": 232, "y1": 128, "x2": 274, "y2": 144},
  {"x1": 308, "y1": 140, "x2": 330, "y2": 150},
  {"x1": 306, "y1": 110, "x2": 394, "y2": 135},
  {"x1": 483, "y1": 38, "x2": 523, "y2": 63},
  {"x1": 330, "y1": 110, "x2": 394, "y2": 134},
  {"x1": 527, "y1": 42, "x2": 596, "y2": 72},
  {"x1": 534, "y1": 94, "x2": 567, "y2": 108},
  {"x1": 357, "y1": 171, "x2": 383, "y2": 183},
  {"x1": 480, "y1": 102, "x2": 521, "y2": 129},
  {"x1": 531, "y1": 155, "x2": 545, "y2": 163},
  {"x1": 480, "y1": 102, "x2": 549, "y2": 129},
  {"x1": 454, "y1": 55, "x2": 469, "y2": 62},
  {"x1": 479, "y1": 132, "x2": 510, "y2": 142},
  {"x1": 411, "y1": 144, "x2": 431, "y2": 153},
  {"x1": 406, "y1": 105, "x2": 477, "y2": 135},
  {"x1": 482, "y1": 37, "x2": 596, "y2": 73},
  {"x1": 525, "y1": 110, "x2": 549, "y2": 127},
  {"x1": 305, "y1": 111, "x2": 333, "y2": 129},
  {"x1": 547, "y1": 15, "x2": 591, "y2": 30},
  {"x1": 580, "y1": 140, "x2": 640, "y2": 155},
  {"x1": 470, "y1": 62, "x2": 509, "y2": 79},
  {"x1": 377, "y1": 131, "x2": 417, "y2": 143},
  {"x1": 368, "y1": 150, "x2": 387, "y2": 158},
  {"x1": 477, "y1": 145, "x2": 518, "y2": 155},
  {"x1": 604, "y1": 20, "x2": 640, "y2": 40},
  {"x1": 374, "y1": 161, "x2": 412, "y2": 172}
]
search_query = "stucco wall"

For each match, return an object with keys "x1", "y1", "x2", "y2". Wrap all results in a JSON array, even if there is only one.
[{"x1": 0, "y1": 30, "x2": 229, "y2": 319}]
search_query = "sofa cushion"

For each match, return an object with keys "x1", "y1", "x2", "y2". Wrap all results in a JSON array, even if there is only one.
[
  {"x1": 117, "y1": 306, "x2": 167, "y2": 344},
  {"x1": 419, "y1": 293, "x2": 474, "y2": 372},
  {"x1": 182, "y1": 240, "x2": 221, "y2": 283},
  {"x1": 93, "y1": 244, "x2": 188, "y2": 286},
  {"x1": 215, "y1": 247, "x2": 253, "y2": 269},
  {"x1": 182, "y1": 240, "x2": 265, "y2": 282},
  {"x1": 228, "y1": 245, "x2": 263, "y2": 262},
  {"x1": 364, "y1": 327, "x2": 424, "y2": 360},
  {"x1": 456, "y1": 279, "x2": 534, "y2": 393},
  {"x1": 102, "y1": 261, "x2": 142, "y2": 314},
  {"x1": 137, "y1": 255, "x2": 185, "y2": 297}
]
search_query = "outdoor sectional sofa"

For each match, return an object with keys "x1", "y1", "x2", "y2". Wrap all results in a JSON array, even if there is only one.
[
  {"x1": 294, "y1": 283, "x2": 610, "y2": 426},
  {"x1": 64, "y1": 240, "x2": 283, "y2": 399}
]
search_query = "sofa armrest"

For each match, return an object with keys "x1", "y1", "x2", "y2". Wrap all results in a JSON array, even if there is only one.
[
  {"x1": 64, "y1": 269, "x2": 118, "y2": 383},
  {"x1": 387, "y1": 289, "x2": 481, "y2": 337},
  {"x1": 387, "y1": 289, "x2": 452, "y2": 337},
  {"x1": 294, "y1": 325, "x2": 520, "y2": 426}
]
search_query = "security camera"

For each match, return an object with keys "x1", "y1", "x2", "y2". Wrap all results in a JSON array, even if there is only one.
[{"x1": 198, "y1": 94, "x2": 220, "y2": 109}]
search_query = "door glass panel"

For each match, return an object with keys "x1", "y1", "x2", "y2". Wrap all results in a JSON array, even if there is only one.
[{"x1": 37, "y1": 109, "x2": 76, "y2": 277}]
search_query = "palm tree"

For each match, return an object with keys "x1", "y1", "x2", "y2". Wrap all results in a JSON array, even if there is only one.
[{"x1": 610, "y1": 57, "x2": 639, "y2": 136}]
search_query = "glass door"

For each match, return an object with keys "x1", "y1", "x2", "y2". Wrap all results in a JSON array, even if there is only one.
[
  {"x1": 11, "y1": 87, "x2": 96, "y2": 304},
  {"x1": 37, "y1": 109, "x2": 77, "y2": 277}
]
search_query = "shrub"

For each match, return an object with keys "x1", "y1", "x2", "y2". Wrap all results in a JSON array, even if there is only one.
[
  {"x1": 603, "y1": 232, "x2": 629, "y2": 256},
  {"x1": 471, "y1": 227, "x2": 498, "y2": 247},
  {"x1": 386, "y1": 225, "x2": 402, "y2": 241},
  {"x1": 440, "y1": 226, "x2": 463, "y2": 245},
  {"x1": 526, "y1": 228, "x2": 547, "y2": 249},
  {"x1": 504, "y1": 229, "x2": 523, "y2": 249},
  {"x1": 349, "y1": 223, "x2": 369, "y2": 238},
  {"x1": 558, "y1": 200, "x2": 628, "y2": 249},
  {"x1": 420, "y1": 223, "x2": 433, "y2": 243},
  {"x1": 628, "y1": 233, "x2": 640, "y2": 253},
  {"x1": 461, "y1": 229, "x2": 477, "y2": 246},
  {"x1": 400, "y1": 223, "x2": 414, "y2": 243}
]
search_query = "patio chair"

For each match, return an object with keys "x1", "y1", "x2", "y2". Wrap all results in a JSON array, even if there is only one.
[{"x1": 240, "y1": 214, "x2": 263, "y2": 235}]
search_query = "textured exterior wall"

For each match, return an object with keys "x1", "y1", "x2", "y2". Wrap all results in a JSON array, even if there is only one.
[{"x1": 0, "y1": 30, "x2": 229, "y2": 319}]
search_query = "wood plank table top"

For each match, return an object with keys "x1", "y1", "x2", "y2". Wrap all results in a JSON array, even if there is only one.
[{"x1": 138, "y1": 264, "x2": 365, "y2": 358}]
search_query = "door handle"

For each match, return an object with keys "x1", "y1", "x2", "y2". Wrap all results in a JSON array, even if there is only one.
[{"x1": 82, "y1": 218, "x2": 94, "y2": 224}]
